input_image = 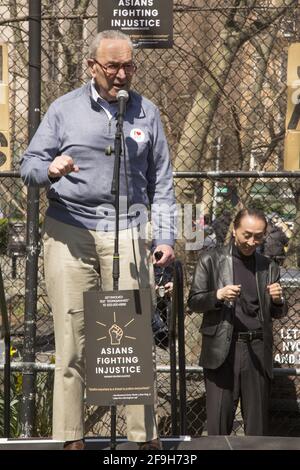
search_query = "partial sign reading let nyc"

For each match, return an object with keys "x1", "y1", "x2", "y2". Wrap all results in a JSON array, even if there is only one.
[{"x1": 274, "y1": 328, "x2": 300, "y2": 365}]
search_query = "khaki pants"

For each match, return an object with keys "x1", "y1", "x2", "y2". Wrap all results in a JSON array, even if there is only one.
[{"x1": 43, "y1": 216, "x2": 158, "y2": 442}]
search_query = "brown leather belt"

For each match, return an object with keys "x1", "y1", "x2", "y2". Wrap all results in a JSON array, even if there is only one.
[{"x1": 234, "y1": 330, "x2": 263, "y2": 342}]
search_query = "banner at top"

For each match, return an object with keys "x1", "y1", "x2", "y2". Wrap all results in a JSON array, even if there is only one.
[{"x1": 98, "y1": 0, "x2": 173, "y2": 48}]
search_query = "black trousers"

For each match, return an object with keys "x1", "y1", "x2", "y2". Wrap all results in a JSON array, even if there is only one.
[{"x1": 204, "y1": 339, "x2": 270, "y2": 436}]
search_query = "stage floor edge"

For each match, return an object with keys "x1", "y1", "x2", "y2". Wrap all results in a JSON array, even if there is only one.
[{"x1": 0, "y1": 436, "x2": 300, "y2": 450}]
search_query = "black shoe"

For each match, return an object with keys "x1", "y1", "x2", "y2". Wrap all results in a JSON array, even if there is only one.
[
  {"x1": 63, "y1": 439, "x2": 85, "y2": 450},
  {"x1": 138, "y1": 438, "x2": 162, "y2": 450}
]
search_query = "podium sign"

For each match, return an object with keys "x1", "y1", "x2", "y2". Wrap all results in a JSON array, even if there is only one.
[{"x1": 84, "y1": 288, "x2": 155, "y2": 405}]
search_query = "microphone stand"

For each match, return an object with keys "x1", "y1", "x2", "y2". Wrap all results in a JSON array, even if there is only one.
[
  {"x1": 109, "y1": 112, "x2": 124, "y2": 451},
  {"x1": 111, "y1": 119, "x2": 122, "y2": 291}
]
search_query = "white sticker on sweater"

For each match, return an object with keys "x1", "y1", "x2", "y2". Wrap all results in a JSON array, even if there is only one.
[{"x1": 130, "y1": 128, "x2": 145, "y2": 143}]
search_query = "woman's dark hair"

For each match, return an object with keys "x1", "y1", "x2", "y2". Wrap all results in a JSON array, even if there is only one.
[{"x1": 233, "y1": 208, "x2": 267, "y2": 230}]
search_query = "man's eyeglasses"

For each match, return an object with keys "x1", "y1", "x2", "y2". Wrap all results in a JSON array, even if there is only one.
[{"x1": 92, "y1": 58, "x2": 137, "y2": 76}]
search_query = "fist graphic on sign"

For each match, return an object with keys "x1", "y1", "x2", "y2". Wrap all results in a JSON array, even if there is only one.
[{"x1": 109, "y1": 324, "x2": 124, "y2": 345}]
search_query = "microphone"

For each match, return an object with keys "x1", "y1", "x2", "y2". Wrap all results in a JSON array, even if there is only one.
[{"x1": 117, "y1": 89, "x2": 129, "y2": 128}]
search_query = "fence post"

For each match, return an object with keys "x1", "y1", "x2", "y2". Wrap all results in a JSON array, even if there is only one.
[
  {"x1": 169, "y1": 260, "x2": 186, "y2": 435},
  {"x1": 169, "y1": 264, "x2": 178, "y2": 435},
  {"x1": 20, "y1": 0, "x2": 41, "y2": 437},
  {"x1": 175, "y1": 261, "x2": 187, "y2": 435}
]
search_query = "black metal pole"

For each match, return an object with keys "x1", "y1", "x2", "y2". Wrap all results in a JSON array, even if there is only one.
[
  {"x1": 169, "y1": 280, "x2": 178, "y2": 435},
  {"x1": 20, "y1": 0, "x2": 41, "y2": 437},
  {"x1": 175, "y1": 261, "x2": 187, "y2": 435},
  {"x1": 0, "y1": 264, "x2": 10, "y2": 437},
  {"x1": 111, "y1": 128, "x2": 122, "y2": 292},
  {"x1": 4, "y1": 335, "x2": 10, "y2": 437},
  {"x1": 96, "y1": 0, "x2": 119, "y2": 448},
  {"x1": 109, "y1": 120, "x2": 123, "y2": 450}
]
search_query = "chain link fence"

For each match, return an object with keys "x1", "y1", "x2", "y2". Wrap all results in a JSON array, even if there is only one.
[
  {"x1": 174, "y1": 173, "x2": 300, "y2": 437},
  {"x1": 1, "y1": 0, "x2": 300, "y2": 439}
]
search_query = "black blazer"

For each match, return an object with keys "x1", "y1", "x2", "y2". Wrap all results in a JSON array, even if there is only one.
[{"x1": 188, "y1": 244, "x2": 287, "y2": 378}]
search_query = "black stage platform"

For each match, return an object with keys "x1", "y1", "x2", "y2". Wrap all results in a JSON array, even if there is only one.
[
  {"x1": 2, "y1": 435, "x2": 299, "y2": 450},
  {"x1": 86, "y1": 435, "x2": 300, "y2": 451}
]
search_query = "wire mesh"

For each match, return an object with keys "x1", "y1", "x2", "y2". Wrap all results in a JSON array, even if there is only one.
[{"x1": 0, "y1": 0, "x2": 300, "y2": 438}]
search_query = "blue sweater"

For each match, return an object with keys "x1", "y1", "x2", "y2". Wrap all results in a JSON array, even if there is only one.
[{"x1": 20, "y1": 83, "x2": 176, "y2": 246}]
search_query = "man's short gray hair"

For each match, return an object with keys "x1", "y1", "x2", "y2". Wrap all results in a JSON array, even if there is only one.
[{"x1": 89, "y1": 30, "x2": 134, "y2": 58}]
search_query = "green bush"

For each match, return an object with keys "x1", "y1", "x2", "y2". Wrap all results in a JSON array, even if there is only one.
[
  {"x1": 0, "y1": 370, "x2": 53, "y2": 437},
  {"x1": 0, "y1": 372, "x2": 22, "y2": 437}
]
